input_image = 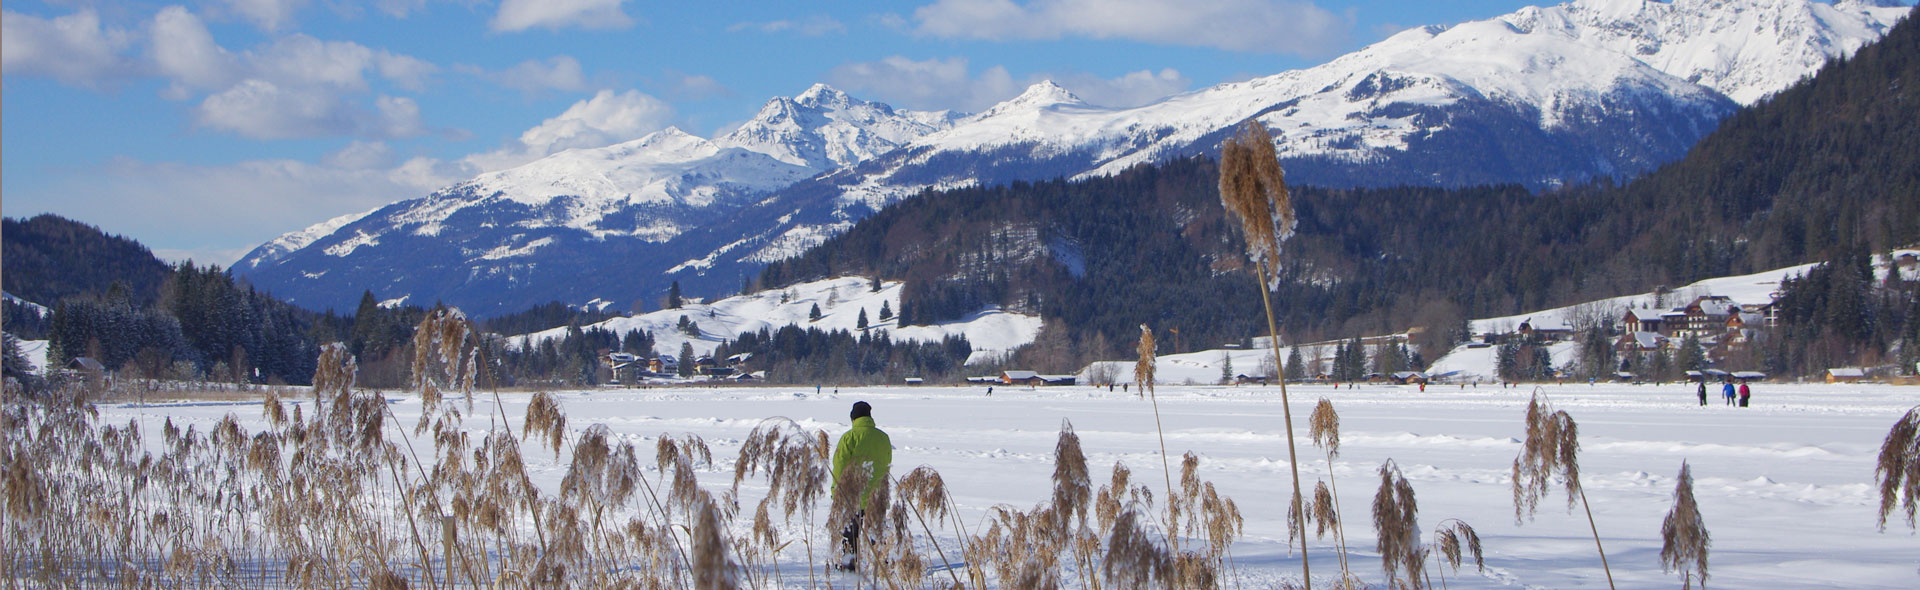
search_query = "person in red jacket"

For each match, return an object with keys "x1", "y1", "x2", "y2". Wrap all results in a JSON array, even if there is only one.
[{"x1": 1738, "y1": 382, "x2": 1752, "y2": 407}]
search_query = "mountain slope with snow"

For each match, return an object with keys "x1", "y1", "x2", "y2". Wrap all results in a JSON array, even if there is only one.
[
  {"x1": 235, "y1": 0, "x2": 1911, "y2": 317},
  {"x1": 512, "y1": 276, "x2": 1042, "y2": 366}
]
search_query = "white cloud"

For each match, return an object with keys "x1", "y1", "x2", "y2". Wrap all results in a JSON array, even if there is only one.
[
  {"x1": 1, "y1": 9, "x2": 138, "y2": 87},
  {"x1": 828, "y1": 56, "x2": 1188, "y2": 112},
  {"x1": 1051, "y1": 68, "x2": 1189, "y2": 108},
  {"x1": 19, "y1": 154, "x2": 434, "y2": 267},
  {"x1": 459, "y1": 56, "x2": 588, "y2": 94},
  {"x1": 137, "y1": 6, "x2": 447, "y2": 139},
  {"x1": 149, "y1": 6, "x2": 240, "y2": 96},
  {"x1": 911, "y1": 0, "x2": 1349, "y2": 55},
  {"x1": 215, "y1": 0, "x2": 310, "y2": 32},
  {"x1": 463, "y1": 89, "x2": 676, "y2": 171},
  {"x1": 492, "y1": 0, "x2": 632, "y2": 32},
  {"x1": 828, "y1": 56, "x2": 1016, "y2": 112},
  {"x1": 728, "y1": 15, "x2": 846, "y2": 36},
  {"x1": 195, "y1": 79, "x2": 429, "y2": 139}
]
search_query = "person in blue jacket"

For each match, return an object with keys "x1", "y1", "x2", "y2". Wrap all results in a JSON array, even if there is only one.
[{"x1": 1721, "y1": 380, "x2": 1736, "y2": 406}]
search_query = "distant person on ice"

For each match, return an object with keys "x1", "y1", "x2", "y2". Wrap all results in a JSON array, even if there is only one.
[
  {"x1": 1696, "y1": 380, "x2": 1708, "y2": 406},
  {"x1": 1738, "y1": 381, "x2": 1752, "y2": 407},
  {"x1": 832, "y1": 401, "x2": 892, "y2": 572},
  {"x1": 1722, "y1": 380, "x2": 1737, "y2": 406}
]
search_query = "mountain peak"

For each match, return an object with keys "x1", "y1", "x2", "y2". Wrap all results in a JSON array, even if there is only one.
[
  {"x1": 973, "y1": 80, "x2": 1087, "y2": 121},
  {"x1": 1012, "y1": 80, "x2": 1083, "y2": 106},
  {"x1": 795, "y1": 83, "x2": 851, "y2": 107}
]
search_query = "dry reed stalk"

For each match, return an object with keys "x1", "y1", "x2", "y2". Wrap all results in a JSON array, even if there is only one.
[
  {"x1": 1660, "y1": 461, "x2": 1709, "y2": 589},
  {"x1": 1102, "y1": 506, "x2": 1174, "y2": 588},
  {"x1": 1371, "y1": 459, "x2": 1424, "y2": 589},
  {"x1": 1220, "y1": 119, "x2": 1310, "y2": 588},
  {"x1": 1052, "y1": 421, "x2": 1095, "y2": 588},
  {"x1": 1137, "y1": 325, "x2": 1179, "y2": 552},
  {"x1": 1876, "y1": 405, "x2": 1920, "y2": 531},
  {"x1": 1309, "y1": 398, "x2": 1355, "y2": 586},
  {"x1": 525, "y1": 391, "x2": 568, "y2": 457},
  {"x1": 692, "y1": 497, "x2": 741, "y2": 590},
  {"x1": 1511, "y1": 389, "x2": 1614, "y2": 589},
  {"x1": 1429, "y1": 519, "x2": 1483, "y2": 590}
]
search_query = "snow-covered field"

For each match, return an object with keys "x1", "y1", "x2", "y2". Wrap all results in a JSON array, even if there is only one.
[{"x1": 99, "y1": 381, "x2": 1920, "y2": 588}]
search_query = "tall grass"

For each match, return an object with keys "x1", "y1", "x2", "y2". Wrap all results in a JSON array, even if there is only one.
[
  {"x1": 1660, "y1": 461, "x2": 1709, "y2": 589},
  {"x1": 1876, "y1": 405, "x2": 1920, "y2": 532},
  {"x1": 1219, "y1": 119, "x2": 1310, "y2": 588},
  {"x1": 1512, "y1": 388, "x2": 1615, "y2": 589}
]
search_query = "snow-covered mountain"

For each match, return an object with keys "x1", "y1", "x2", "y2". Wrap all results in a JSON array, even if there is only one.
[
  {"x1": 672, "y1": 0, "x2": 1907, "y2": 277},
  {"x1": 236, "y1": 0, "x2": 1911, "y2": 317},
  {"x1": 232, "y1": 85, "x2": 959, "y2": 314}
]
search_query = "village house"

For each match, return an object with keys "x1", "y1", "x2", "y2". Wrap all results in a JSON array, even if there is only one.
[
  {"x1": 1000, "y1": 370, "x2": 1076, "y2": 386},
  {"x1": 1827, "y1": 367, "x2": 1869, "y2": 384}
]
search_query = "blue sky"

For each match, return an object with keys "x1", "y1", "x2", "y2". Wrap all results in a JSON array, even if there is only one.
[{"x1": 2, "y1": 0, "x2": 1543, "y2": 266}]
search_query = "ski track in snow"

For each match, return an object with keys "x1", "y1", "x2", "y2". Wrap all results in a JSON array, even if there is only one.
[{"x1": 98, "y1": 381, "x2": 1920, "y2": 588}]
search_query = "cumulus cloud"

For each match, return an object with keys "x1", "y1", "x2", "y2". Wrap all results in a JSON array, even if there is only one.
[
  {"x1": 459, "y1": 56, "x2": 589, "y2": 94},
  {"x1": 1051, "y1": 68, "x2": 1189, "y2": 108},
  {"x1": 195, "y1": 80, "x2": 429, "y2": 139},
  {"x1": 463, "y1": 89, "x2": 677, "y2": 171},
  {"x1": 727, "y1": 15, "x2": 846, "y2": 36},
  {"x1": 135, "y1": 6, "x2": 448, "y2": 139},
  {"x1": 828, "y1": 56, "x2": 1189, "y2": 112},
  {"x1": 1, "y1": 9, "x2": 138, "y2": 87},
  {"x1": 492, "y1": 0, "x2": 633, "y2": 32},
  {"x1": 17, "y1": 154, "x2": 436, "y2": 266},
  {"x1": 214, "y1": 0, "x2": 310, "y2": 32},
  {"x1": 829, "y1": 56, "x2": 1016, "y2": 112},
  {"x1": 911, "y1": 0, "x2": 1349, "y2": 55}
]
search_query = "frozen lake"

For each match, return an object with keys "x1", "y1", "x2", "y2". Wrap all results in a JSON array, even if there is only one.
[{"x1": 97, "y1": 381, "x2": 1920, "y2": 588}]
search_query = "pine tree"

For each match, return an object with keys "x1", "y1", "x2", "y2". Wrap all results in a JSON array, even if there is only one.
[
  {"x1": 1286, "y1": 346, "x2": 1306, "y2": 381},
  {"x1": 667, "y1": 281, "x2": 684, "y2": 309},
  {"x1": 879, "y1": 301, "x2": 893, "y2": 321},
  {"x1": 809, "y1": 303, "x2": 822, "y2": 321},
  {"x1": 679, "y1": 341, "x2": 695, "y2": 378},
  {"x1": 1677, "y1": 334, "x2": 1706, "y2": 372},
  {"x1": 857, "y1": 308, "x2": 870, "y2": 331},
  {"x1": 1220, "y1": 351, "x2": 1235, "y2": 384}
]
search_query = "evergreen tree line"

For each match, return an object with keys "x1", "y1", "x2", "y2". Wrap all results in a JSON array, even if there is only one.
[
  {"x1": 44, "y1": 263, "x2": 341, "y2": 385},
  {"x1": 1759, "y1": 245, "x2": 1919, "y2": 376},
  {"x1": 721, "y1": 325, "x2": 972, "y2": 384},
  {"x1": 3, "y1": 214, "x2": 173, "y2": 307}
]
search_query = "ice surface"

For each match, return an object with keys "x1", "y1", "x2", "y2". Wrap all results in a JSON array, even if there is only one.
[{"x1": 106, "y1": 381, "x2": 1920, "y2": 588}]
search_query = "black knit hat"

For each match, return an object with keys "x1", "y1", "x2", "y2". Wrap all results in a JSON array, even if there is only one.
[{"x1": 850, "y1": 401, "x2": 872, "y2": 420}]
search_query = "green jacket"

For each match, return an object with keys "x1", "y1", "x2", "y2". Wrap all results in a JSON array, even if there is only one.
[{"x1": 831, "y1": 416, "x2": 893, "y2": 509}]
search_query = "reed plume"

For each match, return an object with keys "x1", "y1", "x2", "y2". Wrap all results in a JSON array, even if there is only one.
[
  {"x1": 1138, "y1": 325, "x2": 1177, "y2": 545},
  {"x1": 1430, "y1": 519, "x2": 1483, "y2": 590},
  {"x1": 1512, "y1": 389, "x2": 1614, "y2": 589},
  {"x1": 1372, "y1": 459, "x2": 1425, "y2": 589},
  {"x1": 1309, "y1": 397, "x2": 1355, "y2": 584},
  {"x1": 1876, "y1": 405, "x2": 1920, "y2": 531},
  {"x1": 1220, "y1": 119, "x2": 1310, "y2": 587},
  {"x1": 1660, "y1": 461, "x2": 1709, "y2": 589}
]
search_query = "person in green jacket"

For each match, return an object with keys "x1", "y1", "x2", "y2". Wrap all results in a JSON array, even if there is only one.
[{"x1": 832, "y1": 401, "x2": 892, "y2": 571}]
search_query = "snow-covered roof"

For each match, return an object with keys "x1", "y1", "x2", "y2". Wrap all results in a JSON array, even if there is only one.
[
  {"x1": 1002, "y1": 370, "x2": 1040, "y2": 380},
  {"x1": 1828, "y1": 368, "x2": 1867, "y2": 378},
  {"x1": 1624, "y1": 331, "x2": 1666, "y2": 349}
]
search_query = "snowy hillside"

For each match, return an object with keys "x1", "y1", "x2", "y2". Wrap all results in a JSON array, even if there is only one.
[
  {"x1": 510, "y1": 276, "x2": 1042, "y2": 366},
  {"x1": 1092, "y1": 249, "x2": 1919, "y2": 384},
  {"x1": 234, "y1": 0, "x2": 1910, "y2": 317}
]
